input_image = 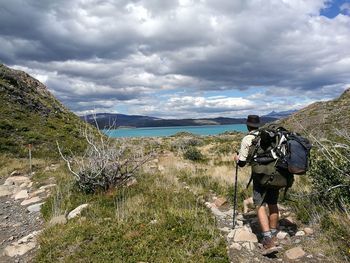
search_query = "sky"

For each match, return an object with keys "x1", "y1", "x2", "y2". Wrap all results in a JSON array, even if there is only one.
[{"x1": 0, "y1": 0, "x2": 349, "y2": 118}]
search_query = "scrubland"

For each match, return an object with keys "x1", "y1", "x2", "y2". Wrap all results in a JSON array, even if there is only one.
[{"x1": 1, "y1": 131, "x2": 349, "y2": 262}]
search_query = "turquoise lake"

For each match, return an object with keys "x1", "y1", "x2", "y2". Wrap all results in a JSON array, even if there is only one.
[{"x1": 104, "y1": 124, "x2": 247, "y2": 138}]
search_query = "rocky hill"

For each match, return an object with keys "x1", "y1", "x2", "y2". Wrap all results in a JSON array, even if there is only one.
[
  {"x1": 277, "y1": 88, "x2": 350, "y2": 141},
  {"x1": 0, "y1": 64, "x2": 90, "y2": 157}
]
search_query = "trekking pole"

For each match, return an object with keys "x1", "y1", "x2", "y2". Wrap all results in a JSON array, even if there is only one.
[{"x1": 232, "y1": 160, "x2": 239, "y2": 229}]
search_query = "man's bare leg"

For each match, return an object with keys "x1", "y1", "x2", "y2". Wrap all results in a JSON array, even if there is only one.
[
  {"x1": 268, "y1": 204, "x2": 279, "y2": 229},
  {"x1": 257, "y1": 205, "x2": 270, "y2": 232}
]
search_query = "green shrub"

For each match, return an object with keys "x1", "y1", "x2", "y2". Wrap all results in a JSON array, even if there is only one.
[{"x1": 183, "y1": 147, "x2": 205, "y2": 162}]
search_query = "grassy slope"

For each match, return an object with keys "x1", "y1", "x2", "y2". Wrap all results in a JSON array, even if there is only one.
[
  {"x1": 277, "y1": 88, "x2": 350, "y2": 140},
  {"x1": 0, "y1": 64, "x2": 91, "y2": 158}
]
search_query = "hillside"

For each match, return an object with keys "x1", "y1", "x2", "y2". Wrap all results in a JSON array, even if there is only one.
[
  {"x1": 277, "y1": 88, "x2": 350, "y2": 140},
  {"x1": 0, "y1": 64, "x2": 90, "y2": 157},
  {"x1": 81, "y1": 113, "x2": 277, "y2": 128}
]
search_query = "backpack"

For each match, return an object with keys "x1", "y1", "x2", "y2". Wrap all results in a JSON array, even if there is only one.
[{"x1": 246, "y1": 125, "x2": 312, "y2": 195}]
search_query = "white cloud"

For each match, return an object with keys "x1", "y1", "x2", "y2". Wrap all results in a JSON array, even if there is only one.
[{"x1": 1, "y1": 0, "x2": 349, "y2": 118}]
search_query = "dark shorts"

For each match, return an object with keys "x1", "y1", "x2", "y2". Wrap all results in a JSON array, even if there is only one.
[{"x1": 253, "y1": 177, "x2": 280, "y2": 206}]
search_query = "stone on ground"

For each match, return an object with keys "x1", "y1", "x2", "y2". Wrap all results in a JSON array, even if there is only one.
[
  {"x1": 304, "y1": 227, "x2": 314, "y2": 235},
  {"x1": 21, "y1": 196, "x2": 42, "y2": 206},
  {"x1": 39, "y1": 184, "x2": 57, "y2": 190},
  {"x1": 229, "y1": 242, "x2": 242, "y2": 251},
  {"x1": 242, "y1": 242, "x2": 255, "y2": 251},
  {"x1": 4, "y1": 176, "x2": 30, "y2": 186},
  {"x1": 14, "y1": 190, "x2": 29, "y2": 200},
  {"x1": 285, "y1": 246, "x2": 306, "y2": 260},
  {"x1": 295, "y1": 230, "x2": 305, "y2": 236},
  {"x1": 27, "y1": 202, "x2": 45, "y2": 212},
  {"x1": 233, "y1": 229, "x2": 258, "y2": 242},
  {"x1": 3, "y1": 242, "x2": 36, "y2": 257},
  {"x1": 214, "y1": 197, "x2": 228, "y2": 207},
  {"x1": 68, "y1": 204, "x2": 89, "y2": 219},
  {"x1": 0, "y1": 185, "x2": 12, "y2": 197},
  {"x1": 277, "y1": 231, "x2": 288, "y2": 240}
]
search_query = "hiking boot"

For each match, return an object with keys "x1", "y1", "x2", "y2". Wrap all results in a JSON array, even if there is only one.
[{"x1": 261, "y1": 236, "x2": 280, "y2": 255}]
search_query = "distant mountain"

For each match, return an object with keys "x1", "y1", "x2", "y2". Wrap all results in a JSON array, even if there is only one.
[
  {"x1": 276, "y1": 88, "x2": 350, "y2": 141},
  {"x1": 264, "y1": 110, "x2": 298, "y2": 119},
  {"x1": 0, "y1": 64, "x2": 91, "y2": 157},
  {"x1": 81, "y1": 113, "x2": 277, "y2": 128}
]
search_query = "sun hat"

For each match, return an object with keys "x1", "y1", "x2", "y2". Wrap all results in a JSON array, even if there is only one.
[{"x1": 246, "y1": 115, "x2": 261, "y2": 128}]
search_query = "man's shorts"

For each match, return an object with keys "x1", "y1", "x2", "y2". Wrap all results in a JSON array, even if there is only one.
[{"x1": 253, "y1": 178, "x2": 280, "y2": 206}]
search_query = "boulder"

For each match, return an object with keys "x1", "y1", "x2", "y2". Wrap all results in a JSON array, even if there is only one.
[
  {"x1": 67, "y1": 204, "x2": 89, "y2": 220},
  {"x1": 285, "y1": 246, "x2": 306, "y2": 260}
]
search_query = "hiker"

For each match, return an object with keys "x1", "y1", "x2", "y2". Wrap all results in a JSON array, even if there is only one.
[{"x1": 234, "y1": 115, "x2": 279, "y2": 254}]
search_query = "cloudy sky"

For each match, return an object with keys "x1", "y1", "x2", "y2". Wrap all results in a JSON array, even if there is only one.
[{"x1": 1, "y1": 0, "x2": 349, "y2": 118}]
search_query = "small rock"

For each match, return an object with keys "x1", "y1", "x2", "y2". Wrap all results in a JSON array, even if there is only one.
[
  {"x1": 149, "y1": 219, "x2": 157, "y2": 225},
  {"x1": 0, "y1": 185, "x2": 12, "y2": 197},
  {"x1": 27, "y1": 182, "x2": 33, "y2": 188},
  {"x1": 10, "y1": 170, "x2": 22, "y2": 176},
  {"x1": 233, "y1": 229, "x2": 258, "y2": 242},
  {"x1": 12, "y1": 223, "x2": 22, "y2": 227},
  {"x1": 67, "y1": 204, "x2": 89, "y2": 220},
  {"x1": 126, "y1": 178, "x2": 137, "y2": 187},
  {"x1": 21, "y1": 196, "x2": 42, "y2": 206},
  {"x1": 19, "y1": 183, "x2": 28, "y2": 189},
  {"x1": 27, "y1": 202, "x2": 45, "y2": 212},
  {"x1": 303, "y1": 227, "x2": 314, "y2": 235},
  {"x1": 229, "y1": 243, "x2": 242, "y2": 251},
  {"x1": 295, "y1": 230, "x2": 305, "y2": 236},
  {"x1": 227, "y1": 230, "x2": 235, "y2": 239},
  {"x1": 277, "y1": 231, "x2": 288, "y2": 240},
  {"x1": 307, "y1": 254, "x2": 313, "y2": 258},
  {"x1": 4, "y1": 176, "x2": 30, "y2": 186},
  {"x1": 285, "y1": 246, "x2": 306, "y2": 260},
  {"x1": 242, "y1": 242, "x2": 255, "y2": 251},
  {"x1": 3, "y1": 242, "x2": 36, "y2": 257},
  {"x1": 219, "y1": 227, "x2": 231, "y2": 233},
  {"x1": 294, "y1": 239, "x2": 301, "y2": 244},
  {"x1": 14, "y1": 190, "x2": 29, "y2": 200},
  {"x1": 49, "y1": 215, "x2": 67, "y2": 226},
  {"x1": 214, "y1": 197, "x2": 228, "y2": 207},
  {"x1": 39, "y1": 184, "x2": 57, "y2": 190},
  {"x1": 29, "y1": 189, "x2": 46, "y2": 197}
]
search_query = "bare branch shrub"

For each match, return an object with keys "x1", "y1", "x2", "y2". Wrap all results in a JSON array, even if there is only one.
[{"x1": 57, "y1": 123, "x2": 154, "y2": 193}]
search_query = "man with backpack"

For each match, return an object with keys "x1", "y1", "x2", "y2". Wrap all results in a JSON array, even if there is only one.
[
  {"x1": 234, "y1": 114, "x2": 311, "y2": 255},
  {"x1": 234, "y1": 115, "x2": 280, "y2": 254}
]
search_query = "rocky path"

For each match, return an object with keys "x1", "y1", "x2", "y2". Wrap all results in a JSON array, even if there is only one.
[
  {"x1": 0, "y1": 172, "x2": 55, "y2": 263},
  {"x1": 201, "y1": 193, "x2": 332, "y2": 263}
]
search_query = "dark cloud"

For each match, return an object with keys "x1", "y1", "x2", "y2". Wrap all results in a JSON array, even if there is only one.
[{"x1": 0, "y1": 0, "x2": 349, "y2": 117}]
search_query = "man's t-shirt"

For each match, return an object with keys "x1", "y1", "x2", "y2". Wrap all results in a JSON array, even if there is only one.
[{"x1": 238, "y1": 130, "x2": 259, "y2": 162}]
